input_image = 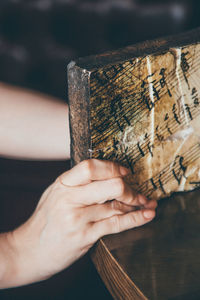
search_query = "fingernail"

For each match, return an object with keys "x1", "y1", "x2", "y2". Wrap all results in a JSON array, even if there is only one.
[
  {"x1": 119, "y1": 166, "x2": 130, "y2": 176},
  {"x1": 143, "y1": 210, "x2": 155, "y2": 219}
]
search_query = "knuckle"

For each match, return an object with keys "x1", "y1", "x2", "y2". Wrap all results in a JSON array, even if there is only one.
[
  {"x1": 109, "y1": 161, "x2": 120, "y2": 177},
  {"x1": 111, "y1": 200, "x2": 121, "y2": 211},
  {"x1": 53, "y1": 175, "x2": 61, "y2": 185},
  {"x1": 51, "y1": 180, "x2": 62, "y2": 193},
  {"x1": 113, "y1": 177, "x2": 125, "y2": 197},
  {"x1": 71, "y1": 212, "x2": 81, "y2": 224},
  {"x1": 110, "y1": 161, "x2": 117, "y2": 176},
  {"x1": 128, "y1": 211, "x2": 144, "y2": 228},
  {"x1": 126, "y1": 193, "x2": 135, "y2": 205},
  {"x1": 111, "y1": 200, "x2": 117, "y2": 210},
  {"x1": 110, "y1": 215, "x2": 120, "y2": 233},
  {"x1": 81, "y1": 160, "x2": 93, "y2": 179},
  {"x1": 129, "y1": 213, "x2": 137, "y2": 225},
  {"x1": 67, "y1": 208, "x2": 84, "y2": 226}
]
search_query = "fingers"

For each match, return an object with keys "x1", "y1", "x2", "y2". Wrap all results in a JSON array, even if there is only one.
[
  {"x1": 69, "y1": 177, "x2": 148, "y2": 206},
  {"x1": 85, "y1": 199, "x2": 157, "y2": 222},
  {"x1": 143, "y1": 200, "x2": 157, "y2": 210},
  {"x1": 85, "y1": 200, "x2": 137, "y2": 222},
  {"x1": 59, "y1": 159, "x2": 130, "y2": 186},
  {"x1": 90, "y1": 209, "x2": 156, "y2": 242}
]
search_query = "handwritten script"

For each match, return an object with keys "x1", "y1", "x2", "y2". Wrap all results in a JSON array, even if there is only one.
[{"x1": 89, "y1": 44, "x2": 200, "y2": 200}]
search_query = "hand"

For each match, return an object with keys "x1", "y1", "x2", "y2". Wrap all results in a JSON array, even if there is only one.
[{"x1": 6, "y1": 159, "x2": 157, "y2": 287}]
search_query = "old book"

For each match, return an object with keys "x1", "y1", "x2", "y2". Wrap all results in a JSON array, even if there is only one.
[{"x1": 68, "y1": 27, "x2": 200, "y2": 201}]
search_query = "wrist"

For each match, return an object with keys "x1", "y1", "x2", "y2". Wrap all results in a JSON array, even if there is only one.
[
  {"x1": 5, "y1": 218, "x2": 49, "y2": 288},
  {"x1": 0, "y1": 231, "x2": 19, "y2": 289},
  {"x1": 0, "y1": 219, "x2": 46, "y2": 289}
]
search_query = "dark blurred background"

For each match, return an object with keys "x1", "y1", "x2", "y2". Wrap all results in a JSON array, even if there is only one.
[
  {"x1": 0, "y1": 0, "x2": 200, "y2": 299},
  {"x1": 0, "y1": 0, "x2": 199, "y2": 101}
]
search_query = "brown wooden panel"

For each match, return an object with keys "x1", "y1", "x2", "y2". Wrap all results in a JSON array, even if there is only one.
[
  {"x1": 68, "y1": 27, "x2": 200, "y2": 200},
  {"x1": 91, "y1": 190, "x2": 200, "y2": 300},
  {"x1": 68, "y1": 27, "x2": 200, "y2": 299}
]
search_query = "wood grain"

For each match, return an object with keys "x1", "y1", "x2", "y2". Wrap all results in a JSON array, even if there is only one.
[
  {"x1": 68, "y1": 27, "x2": 200, "y2": 299},
  {"x1": 91, "y1": 189, "x2": 200, "y2": 300},
  {"x1": 91, "y1": 239, "x2": 147, "y2": 300},
  {"x1": 68, "y1": 27, "x2": 200, "y2": 199},
  {"x1": 68, "y1": 62, "x2": 91, "y2": 166}
]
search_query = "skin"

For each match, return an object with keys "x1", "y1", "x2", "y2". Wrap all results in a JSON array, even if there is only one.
[
  {"x1": 0, "y1": 82, "x2": 70, "y2": 160},
  {"x1": 0, "y1": 85, "x2": 157, "y2": 288}
]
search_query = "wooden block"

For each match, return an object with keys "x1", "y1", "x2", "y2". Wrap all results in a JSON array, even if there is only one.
[{"x1": 68, "y1": 27, "x2": 200, "y2": 201}]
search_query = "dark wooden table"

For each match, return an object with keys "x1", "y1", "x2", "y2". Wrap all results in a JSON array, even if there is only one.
[{"x1": 91, "y1": 189, "x2": 200, "y2": 300}]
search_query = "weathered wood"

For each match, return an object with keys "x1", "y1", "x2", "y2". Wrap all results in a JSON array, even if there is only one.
[
  {"x1": 90, "y1": 189, "x2": 200, "y2": 300},
  {"x1": 68, "y1": 27, "x2": 200, "y2": 299},
  {"x1": 68, "y1": 63, "x2": 91, "y2": 166},
  {"x1": 68, "y1": 27, "x2": 200, "y2": 200}
]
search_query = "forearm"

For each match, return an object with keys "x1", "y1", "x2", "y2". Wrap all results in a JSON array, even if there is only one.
[{"x1": 0, "y1": 82, "x2": 70, "y2": 160}]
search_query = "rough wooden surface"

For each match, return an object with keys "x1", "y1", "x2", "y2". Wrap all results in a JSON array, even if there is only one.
[
  {"x1": 68, "y1": 62, "x2": 91, "y2": 166},
  {"x1": 91, "y1": 238, "x2": 147, "y2": 300},
  {"x1": 91, "y1": 189, "x2": 200, "y2": 300},
  {"x1": 68, "y1": 27, "x2": 200, "y2": 300},
  {"x1": 89, "y1": 43, "x2": 200, "y2": 201},
  {"x1": 68, "y1": 27, "x2": 200, "y2": 199}
]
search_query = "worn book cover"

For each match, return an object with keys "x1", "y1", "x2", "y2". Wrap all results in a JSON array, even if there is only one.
[{"x1": 68, "y1": 27, "x2": 200, "y2": 201}]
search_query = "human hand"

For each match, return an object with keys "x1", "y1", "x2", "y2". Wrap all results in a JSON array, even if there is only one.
[{"x1": 6, "y1": 159, "x2": 157, "y2": 287}]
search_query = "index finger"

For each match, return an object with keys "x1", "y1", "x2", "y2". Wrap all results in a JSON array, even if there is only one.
[{"x1": 59, "y1": 159, "x2": 130, "y2": 186}]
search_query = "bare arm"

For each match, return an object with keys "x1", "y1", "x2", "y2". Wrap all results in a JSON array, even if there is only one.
[
  {"x1": 0, "y1": 160, "x2": 156, "y2": 288},
  {"x1": 0, "y1": 85, "x2": 157, "y2": 289},
  {"x1": 0, "y1": 82, "x2": 70, "y2": 160}
]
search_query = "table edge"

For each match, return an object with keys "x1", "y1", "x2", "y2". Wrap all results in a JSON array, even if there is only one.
[{"x1": 90, "y1": 238, "x2": 148, "y2": 300}]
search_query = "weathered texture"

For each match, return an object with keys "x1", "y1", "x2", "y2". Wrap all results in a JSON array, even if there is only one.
[
  {"x1": 68, "y1": 27, "x2": 200, "y2": 200},
  {"x1": 68, "y1": 62, "x2": 91, "y2": 166}
]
